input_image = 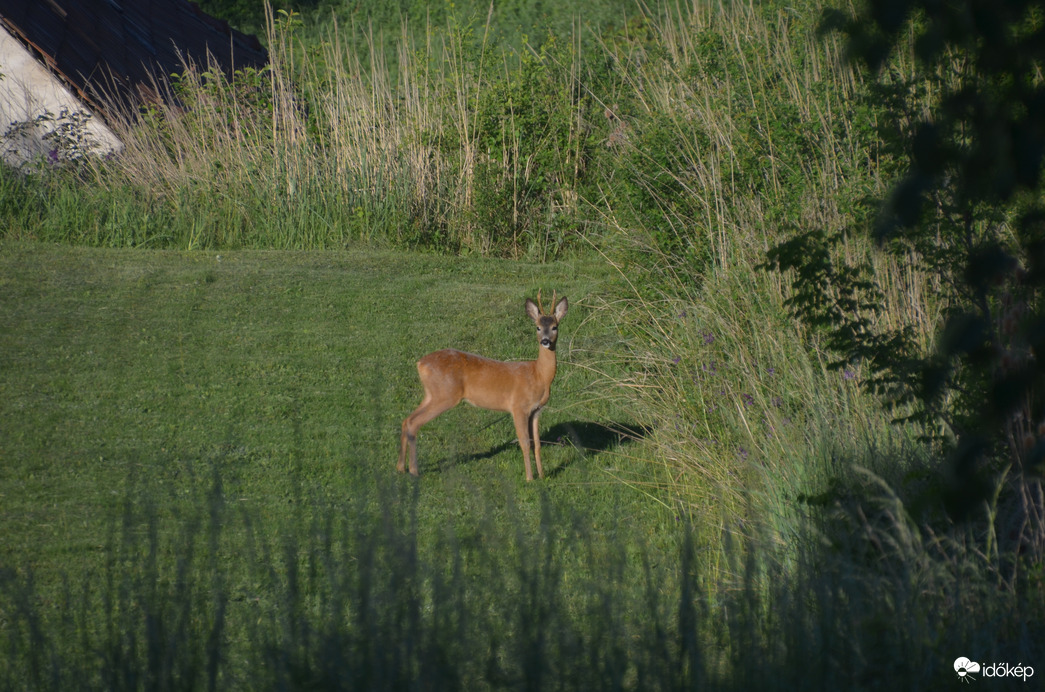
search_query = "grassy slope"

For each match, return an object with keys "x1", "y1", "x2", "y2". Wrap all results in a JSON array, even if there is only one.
[{"x1": 0, "y1": 242, "x2": 669, "y2": 589}]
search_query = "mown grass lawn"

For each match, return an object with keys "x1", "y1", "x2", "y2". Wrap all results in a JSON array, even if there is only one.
[{"x1": 0, "y1": 242, "x2": 672, "y2": 594}]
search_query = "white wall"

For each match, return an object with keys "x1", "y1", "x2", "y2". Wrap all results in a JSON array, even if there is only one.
[{"x1": 0, "y1": 26, "x2": 122, "y2": 167}]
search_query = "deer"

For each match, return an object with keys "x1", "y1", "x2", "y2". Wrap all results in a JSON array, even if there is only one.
[{"x1": 398, "y1": 291, "x2": 569, "y2": 481}]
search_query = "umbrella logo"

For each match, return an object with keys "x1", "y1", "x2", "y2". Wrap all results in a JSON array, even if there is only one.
[{"x1": 954, "y1": 657, "x2": 980, "y2": 683}]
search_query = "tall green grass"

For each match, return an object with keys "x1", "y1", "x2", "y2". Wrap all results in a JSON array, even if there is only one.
[
  {"x1": 3, "y1": 2, "x2": 612, "y2": 255},
  {"x1": 3, "y1": 460, "x2": 1040, "y2": 690},
  {"x1": 571, "y1": 1, "x2": 1045, "y2": 669},
  {"x1": 1, "y1": 1, "x2": 881, "y2": 259}
]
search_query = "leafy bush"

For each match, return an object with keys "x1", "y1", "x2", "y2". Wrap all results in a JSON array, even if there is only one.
[{"x1": 766, "y1": 0, "x2": 1045, "y2": 571}]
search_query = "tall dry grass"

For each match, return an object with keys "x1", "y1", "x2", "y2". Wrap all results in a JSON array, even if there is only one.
[
  {"x1": 90, "y1": 4, "x2": 595, "y2": 255},
  {"x1": 580, "y1": 0, "x2": 950, "y2": 556}
]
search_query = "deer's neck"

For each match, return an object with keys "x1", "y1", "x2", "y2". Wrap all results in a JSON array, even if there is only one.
[{"x1": 536, "y1": 343, "x2": 557, "y2": 383}]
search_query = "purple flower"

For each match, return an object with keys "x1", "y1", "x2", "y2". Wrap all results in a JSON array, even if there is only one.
[
  {"x1": 771, "y1": 396, "x2": 784, "y2": 408},
  {"x1": 737, "y1": 446, "x2": 749, "y2": 461},
  {"x1": 767, "y1": 367, "x2": 776, "y2": 376},
  {"x1": 672, "y1": 356, "x2": 681, "y2": 365},
  {"x1": 47, "y1": 148, "x2": 59, "y2": 163},
  {"x1": 843, "y1": 368, "x2": 855, "y2": 381},
  {"x1": 702, "y1": 331, "x2": 715, "y2": 345},
  {"x1": 741, "y1": 393, "x2": 755, "y2": 407}
]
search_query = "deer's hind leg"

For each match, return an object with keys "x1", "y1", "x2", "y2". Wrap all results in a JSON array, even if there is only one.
[
  {"x1": 399, "y1": 390, "x2": 430, "y2": 475},
  {"x1": 399, "y1": 386, "x2": 461, "y2": 476}
]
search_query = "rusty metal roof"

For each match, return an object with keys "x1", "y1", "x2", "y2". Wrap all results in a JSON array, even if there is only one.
[{"x1": 0, "y1": 0, "x2": 268, "y2": 120}]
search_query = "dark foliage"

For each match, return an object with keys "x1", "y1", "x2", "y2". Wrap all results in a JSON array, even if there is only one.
[{"x1": 768, "y1": 0, "x2": 1045, "y2": 558}]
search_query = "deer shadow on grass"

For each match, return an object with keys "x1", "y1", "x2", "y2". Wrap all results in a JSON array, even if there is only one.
[{"x1": 436, "y1": 420, "x2": 650, "y2": 477}]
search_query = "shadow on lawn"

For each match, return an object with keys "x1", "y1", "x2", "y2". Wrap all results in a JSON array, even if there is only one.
[{"x1": 440, "y1": 421, "x2": 650, "y2": 476}]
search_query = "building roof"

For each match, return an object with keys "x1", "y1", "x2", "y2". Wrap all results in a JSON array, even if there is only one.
[{"x1": 0, "y1": 0, "x2": 268, "y2": 121}]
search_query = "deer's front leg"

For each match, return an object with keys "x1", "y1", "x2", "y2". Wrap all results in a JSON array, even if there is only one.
[
  {"x1": 512, "y1": 410, "x2": 534, "y2": 481},
  {"x1": 529, "y1": 408, "x2": 544, "y2": 480}
]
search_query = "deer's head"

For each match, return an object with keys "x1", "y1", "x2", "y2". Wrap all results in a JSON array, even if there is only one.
[{"x1": 525, "y1": 290, "x2": 569, "y2": 351}]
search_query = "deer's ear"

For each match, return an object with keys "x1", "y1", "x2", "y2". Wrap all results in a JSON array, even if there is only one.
[
  {"x1": 553, "y1": 297, "x2": 568, "y2": 321},
  {"x1": 525, "y1": 298, "x2": 541, "y2": 321}
]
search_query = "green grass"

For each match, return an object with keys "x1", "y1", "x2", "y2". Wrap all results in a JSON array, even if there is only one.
[
  {"x1": 4, "y1": 243, "x2": 1043, "y2": 690},
  {"x1": 0, "y1": 242, "x2": 669, "y2": 585},
  {"x1": 0, "y1": 242, "x2": 698, "y2": 690}
]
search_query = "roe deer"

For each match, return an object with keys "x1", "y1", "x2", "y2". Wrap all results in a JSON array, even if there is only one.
[{"x1": 398, "y1": 292, "x2": 569, "y2": 481}]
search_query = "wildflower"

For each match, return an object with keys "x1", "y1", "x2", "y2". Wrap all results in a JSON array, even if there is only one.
[
  {"x1": 767, "y1": 367, "x2": 776, "y2": 376},
  {"x1": 843, "y1": 368, "x2": 855, "y2": 380},
  {"x1": 771, "y1": 396, "x2": 783, "y2": 408},
  {"x1": 702, "y1": 331, "x2": 715, "y2": 345},
  {"x1": 672, "y1": 356, "x2": 681, "y2": 365},
  {"x1": 737, "y1": 446, "x2": 749, "y2": 461},
  {"x1": 47, "y1": 148, "x2": 59, "y2": 163},
  {"x1": 741, "y1": 393, "x2": 755, "y2": 407}
]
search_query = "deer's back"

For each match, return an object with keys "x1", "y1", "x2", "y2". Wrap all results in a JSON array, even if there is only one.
[{"x1": 417, "y1": 348, "x2": 540, "y2": 411}]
